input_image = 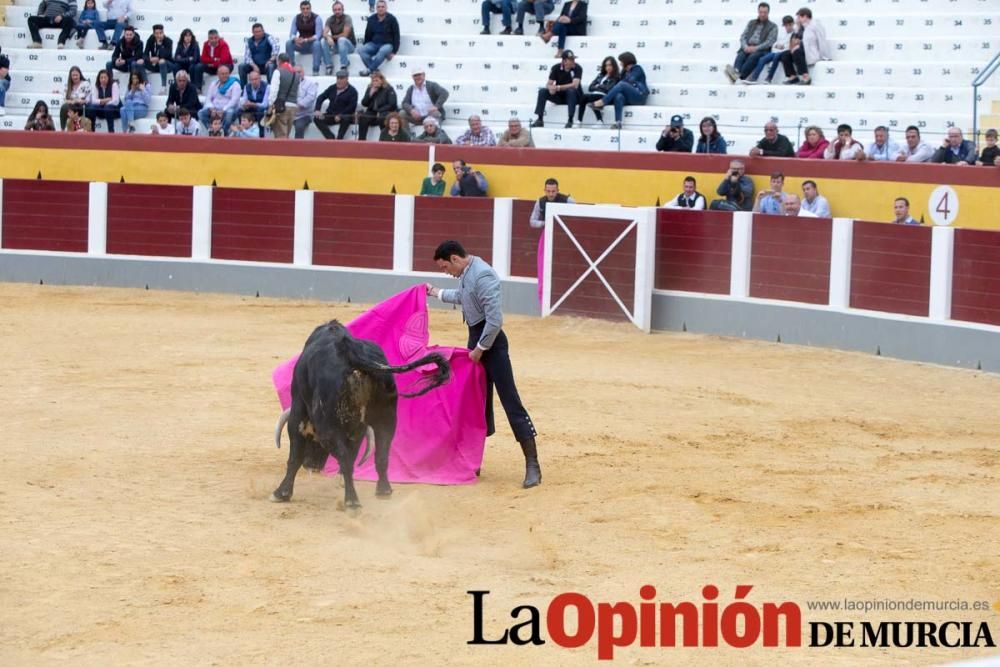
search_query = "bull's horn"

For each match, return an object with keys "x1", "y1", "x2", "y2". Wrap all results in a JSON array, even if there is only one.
[
  {"x1": 274, "y1": 409, "x2": 291, "y2": 449},
  {"x1": 358, "y1": 426, "x2": 375, "y2": 467}
]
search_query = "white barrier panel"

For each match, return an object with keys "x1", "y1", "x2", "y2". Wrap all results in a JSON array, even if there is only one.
[
  {"x1": 829, "y1": 217, "x2": 855, "y2": 309},
  {"x1": 191, "y1": 185, "x2": 213, "y2": 260},
  {"x1": 87, "y1": 182, "x2": 108, "y2": 255},
  {"x1": 393, "y1": 194, "x2": 415, "y2": 273},
  {"x1": 492, "y1": 198, "x2": 513, "y2": 280},
  {"x1": 293, "y1": 190, "x2": 314, "y2": 267},
  {"x1": 929, "y1": 226, "x2": 955, "y2": 321},
  {"x1": 730, "y1": 211, "x2": 752, "y2": 299}
]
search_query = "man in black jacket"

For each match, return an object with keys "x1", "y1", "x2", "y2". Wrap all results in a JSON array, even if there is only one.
[
  {"x1": 164, "y1": 69, "x2": 202, "y2": 120},
  {"x1": 656, "y1": 115, "x2": 694, "y2": 152},
  {"x1": 313, "y1": 70, "x2": 358, "y2": 139},
  {"x1": 143, "y1": 24, "x2": 173, "y2": 89},
  {"x1": 358, "y1": 0, "x2": 400, "y2": 76},
  {"x1": 107, "y1": 26, "x2": 145, "y2": 81},
  {"x1": 749, "y1": 121, "x2": 794, "y2": 157}
]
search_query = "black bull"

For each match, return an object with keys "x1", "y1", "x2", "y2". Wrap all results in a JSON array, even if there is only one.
[{"x1": 271, "y1": 321, "x2": 450, "y2": 509}]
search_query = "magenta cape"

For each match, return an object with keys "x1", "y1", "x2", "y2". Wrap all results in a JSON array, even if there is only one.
[{"x1": 271, "y1": 286, "x2": 487, "y2": 485}]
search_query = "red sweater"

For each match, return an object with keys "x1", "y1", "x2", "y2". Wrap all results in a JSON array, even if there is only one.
[
  {"x1": 200, "y1": 38, "x2": 234, "y2": 68},
  {"x1": 796, "y1": 138, "x2": 829, "y2": 159}
]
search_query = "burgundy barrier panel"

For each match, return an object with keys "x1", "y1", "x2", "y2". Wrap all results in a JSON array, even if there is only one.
[
  {"x1": 1, "y1": 179, "x2": 89, "y2": 252},
  {"x1": 951, "y1": 228, "x2": 1000, "y2": 327},
  {"x1": 313, "y1": 193, "x2": 394, "y2": 269},
  {"x1": 510, "y1": 198, "x2": 538, "y2": 279},
  {"x1": 211, "y1": 187, "x2": 294, "y2": 263},
  {"x1": 412, "y1": 197, "x2": 493, "y2": 272},
  {"x1": 107, "y1": 183, "x2": 193, "y2": 257},
  {"x1": 656, "y1": 208, "x2": 733, "y2": 294},
  {"x1": 750, "y1": 215, "x2": 832, "y2": 304},
  {"x1": 551, "y1": 216, "x2": 635, "y2": 321},
  {"x1": 850, "y1": 221, "x2": 931, "y2": 316}
]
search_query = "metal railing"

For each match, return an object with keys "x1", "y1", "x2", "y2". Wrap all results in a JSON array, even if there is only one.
[{"x1": 972, "y1": 49, "x2": 1000, "y2": 149}]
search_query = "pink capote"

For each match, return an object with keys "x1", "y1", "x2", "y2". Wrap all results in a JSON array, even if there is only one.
[{"x1": 271, "y1": 286, "x2": 487, "y2": 485}]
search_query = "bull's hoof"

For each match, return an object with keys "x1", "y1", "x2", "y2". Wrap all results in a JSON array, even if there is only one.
[
  {"x1": 343, "y1": 499, "x2": 362, "y2": 511},
  {"x1": 375, "y1": 482, "x2": 393, "y2": 498},
  {"x1": 269, "y1": 491, "x2": 292, "y2": 502}
]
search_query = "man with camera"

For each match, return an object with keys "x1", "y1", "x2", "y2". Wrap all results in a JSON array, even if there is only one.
[
  {"x1": 710, "y1": 160, "x2": 755, "y2": 211},
  {"x1": 656, "y1": 115, "x2": 694, "y2": 152},
  {"x1": 450, "y1": 160, "x2": 489, "y2": 197}
]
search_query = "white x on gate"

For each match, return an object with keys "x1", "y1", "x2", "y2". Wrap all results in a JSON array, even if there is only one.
[{"x1": 542, "y1": 203, "x2": 656, "y2": 332}]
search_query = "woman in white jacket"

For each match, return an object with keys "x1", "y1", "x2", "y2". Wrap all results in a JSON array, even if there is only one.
[{"x1": 779, "y1": 8, "x2": 832, "y2": 85}]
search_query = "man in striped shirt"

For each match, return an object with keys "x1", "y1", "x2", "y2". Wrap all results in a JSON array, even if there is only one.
[{"x1": 28, "y1": 0, "x2": 78, "y2": 48}]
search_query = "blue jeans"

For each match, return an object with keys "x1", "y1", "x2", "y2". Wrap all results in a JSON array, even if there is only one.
[
  {"x1": 600, "y1": 81, "x2": 648, "y2": 122},
  {"x1": 120, "y1": 101, "x2": 148, "y2": 128},
  {"x1": 107, "y1": 58, "x2": 147, "y2": 82},
  {"x1": 94, "y1": 19, "x2": 127, "y2": 45},
  {"x1": 85, "y1": 103, "x2": 119, "y2": 132},
  {"x1": 749, "y1": 51, "x2": 782, "y2": 82},
  {"x1": 733, "y1": 48, "x2": 771, "y2": 80},
  {"x1": 552, "y1": 20, "x2": 585, "y2": 49},
  {"x1": 358, "y1": 42, "x2": 393, "y2": 72},
  {"x1": 285, "y1": 39, "x2": 323, "y2": 74},
  {"x1": 321, "y1": 37, "x2": 356, "y2": 68},
  {"x1": 0, "y1": 78, "x2": 8, "y2": 107},
  {"x1": 481, "y1": 0, "x2": 514, "y2": 30},
  {"x1": 516, "y1": 0, "x2": 554, "y2": 28}
]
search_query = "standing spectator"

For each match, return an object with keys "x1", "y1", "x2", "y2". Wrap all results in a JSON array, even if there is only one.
[
  {"x1": 420, "y1": 163, "x2": 447, "y2": 196},
  {"x1": 57, "y1": 65, "x2": 91, "y2": 129},
  {"x1": 781, "y1": 194, "x2": 817, "y2": 217},
  {"x1": 455, "y1": 114, "x2": 497, "y2": 146},
  {"x1": 239, "y1": 23, "x2": 280, "y2": 86},
  {"x1": 84, "y1": 69, "x2": 119, "y2": 132},
  {"x1": 514, "y1": 0, "x2": 555, "y2": 35},
  {"x1": 695, "y1": 116, "x2": 727, "y2": 154},
  {"x1": 744, "y1": 15, "x2": 794, "y2": 84},
  {"x1": 28, "y1": 0, "x2": 78, "y2": 50},
  {"x1": 194, "y1": 30, "x2": 234, "y2": 93},
  {"x1": 710, "y1": 160, "x2": 754, "y2": 211},
  {"x1": 778, "y1": 7, "x2": 831, "y2": 86},
  {"x1": 240, "y1": 69, "x2": 269, "y2": 132},
  {"x1": 824, "y1": 123, "x2": 864, "y2": 160},
  {"x1": 164, "y1": 69, "x2": 201, "y2": 120},
  {"x1": 322, "y1": 2, "x2": 356, "y2": 75},
  {"x1": 752, "y1": 172, "x2": 786, "y2": 214},
  {"x1": 892, "y1": 197, "x2": 920, "y2": 225},
  {"x1": 0, "y1": 48, "x2": 10, "y2": 117},
  {"x1": 865, "y1": 126, "x2": 901, "y2": 161},
  {"x1": 450, "y1": 160, "x2": 489, "y2": 197},
  {"x1": 416, "y1": 116, "x2": 452, "y2": 144},
  {"x1": 577, "y1": 56, "x2": 618, "y2": 125},
  {"x1": 229, "y1": 112, "x2": 261, "y2": 138},
  {"x1": 800, "y1": 180, "x2": 831, "y2": 217},
  {"x1": 74, "y1": 0, "x2": 100, "y2": 49},
  {"x1": 198, "y1": 64, "x2": 241, "y2": 134},
  {"x1": 480, "y1": 0, "x2": 515, "y2": 36},
  {"x1": 267, "y1": 54, "x2": 300, "y2": 139},
  {"x1": 590, "y1": 52, "x2": 648, "y2": 130},
  {"x1": 749, "y1": 121, "x2": 794, "y2": 157},
  {"x1": 796, "y1": 125, "x2": 829, "y2": 158},
  {"x1": 355, "y1": 69, "x2": 397, "y2": 140},
  {"x1": 358, "y1": 0, "x2": 400, "y2": 77},
  {"x1": 663, "y1": 176, "x2": 706, "y2": 210},
  {"x1": 895, "y1": 125, "x2": 934, "y2": 163},
  {"x1": 379, "y1": 112, "x2": 410, "y2": 142},
  {"x1": 150, "y1": 111, "x2": 175, "y2": 135},
  {"x1": 107, "y1": 26, "x2": 145, "y2": 82},
  {"x1": 977, "y1": 129, "x2": 998, "y2": 166},
  {"x1": 550, "y1": 0, "x2": 587, "y2": 60},
  {"x1": 25, "y1": 101, "x2": 56, "y2": 131},
  {"x1": 93, "y1": 0, "x2": 133, "y2": 50},
  {"x1": 65, "y1": 103, "x2": 91, "y2": 131},
  {"x1": 175, "y1": 108, "x2": 200, "y2": 135},
  {"x1": 119, "y1": 70, "x2": 150, "y2": 133},
  {"x1": 293, "y1": 68, "x2": 318, "y2": 138},
  {"x1": 401, "y1": 68, "x2": 448, "y2": 128},
  {"x1": 530, "y1": 50, "x2": 581, "y2": 129},
  {"x1": 931, "y1": 128, "x2": 976, "y2": 165},
  {"x1": 286, "y1": 0, "x2": 323, "y2": 76},
  {"x1": 497, "y1": 117, "x2": 534, "y2": 147},
  {"x1": 724, "y1": 3, "x2": 777, "y2": 83},
  {"x1": 313, "y1": 69, "x2": 357, "y2": 140},
  {"x1": 656, "y1": 115, "x2": 694, "y2": 152},
  {"x1": 529, "y1": 177, "x2": 575, "y2": 305},
  {"x1": 143, "y1": 24, "x2": 173, "y2": 90},
  {"x1": 171, "y1": 29, "x2": 200, "y2": 89}
]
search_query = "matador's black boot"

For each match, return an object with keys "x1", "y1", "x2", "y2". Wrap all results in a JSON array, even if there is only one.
[{"x1": 519, "y1": 438, "x2": 542, "y2": 488}]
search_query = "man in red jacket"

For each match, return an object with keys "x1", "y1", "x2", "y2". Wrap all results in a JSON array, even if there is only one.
[{"x1": 192, "y1": 29, "x2": 234, "y2": 92}]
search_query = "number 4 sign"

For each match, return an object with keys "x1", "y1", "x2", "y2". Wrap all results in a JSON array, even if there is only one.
[{"x1": 928, "y1": 185, "x2": 959, "y2": 226}]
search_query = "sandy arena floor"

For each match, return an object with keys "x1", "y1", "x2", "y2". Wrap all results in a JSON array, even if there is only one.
[{"x1": 0, "y1": 283, "x2": 997, "y2": 666}]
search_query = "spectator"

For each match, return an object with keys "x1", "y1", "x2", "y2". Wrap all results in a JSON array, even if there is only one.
[
  {"x1": 293, "y1": 67, "x2": 317, "y2": 138},
  {"x1": 710, "y1": 160, "x2": 754, "y2": 211},
  {"x1": 782, "y1": 193, "x2": 817, "y2": 217},
  {"x1": 752, "y1": 172, "x2": 786, "y2": 214},
  {"x1": 744, "y1": 15, "x2": 794, "y2": 84},
  {"x1": 551, "y1": 0, "x2": 587, "y2": 60},
  {"x1": 779, "y1": 8, "x2": 831, "y2": 85},
  {"x1": 455, "y1": 114, "x2": 497, "y2": 146},
  {"x1": 198, "y1": 64, "x2": 241, "y2": 134},
  {"x1": 84, "y1": 69, "x2": 119, "y2": 132},
  {"x1": 379, "y1": 112, "x2": 410, "y2": 142},
  {"x1": 695, "y1": 116, "x2": 727, "y2": 154},
  {"x1": 0, "y1": 49, "x2": 10, "y2": 116},
  {"x1": 577, "y1": 56, "x2": 618, "y2": 125},
  {"x1": 171, "y1": 29, "x2": 201, "y2": 89},
  {"x1": 107, "y1": 26, "x2": 145, "y2": 82},
  {"x1": 25, "y1": 101, "x2": 56, "y2": 131},
  {"x1": 164, "y1": 69, "x2": 202, "y2": 120},
  {"x1": 663, "y1": 176, "x2": 706, "y2": 210},
  {"x1": 28, "y1": 0, "x2": 78, "y2": 50},
  {"x1": 150, "y1": 110, "x2": 174, "y2": 135},
  {"x1": 796, "y1": 125, "x2": 828, "y2": 158},
  {"x1": 416, "y1": 116, "x2": 453, "y2": 144},
  {"x1": 175, "y1": 107, "x2": 200, "y2": 135},
  {"x1": 480, "y1": 0, "x2": 515, "y2": 35},
  {"x1": 977, "y1": 128, "x2": 998, "y2": 166},
  {"x1": 892, "y1": 197, "x2": 920, "y2": 225},
  {"x1": 356, "y1": 69, "x2": 397, "y2": 140},
  {"x1": 229, "y1": 112, "x2": 261, "y2": 138},
  {"x1": 57, "y1": 65, "x2": 91, "y2": 129},
  {"x1": 725, "y1": 3, "x2": 777, "y2": 83},
  {"x1": 322, "y1": 2, "x2": 356, "y2": 75},
  {"x1": 64, "y1": 103, "x2": 91, "y2": 131},
  {"x1": 824, "y1": 123, "x2": 864, "y2": 160},
  {"x1": 590, "y1": 51, "x2": 648, "y2": 130},
  {"x1": 74, "y1": 0, "x2": 99, "y2": 49},
  {"x1": 749, "y1": 121, "x2": 794, "y2": 157},
  {"x1": 240, "y1": 69, "x2": 269, "y2": 132},
  {"x1": 93, "y1": 0, "x2": 133, "y2": 50},
  {"x1": 239, "y1": 23, "x2": 280, "y2": 86},
  {"x1": 143, "y1": 24, "x2": 173, "y2": 90},
  {"x1": 530, "y1": 49, "x2": 581, "y2": 129},
  {"x1": 800, "y1": 180, "x2": 831, "y2": 217},
  {"x1": 401, "y1": 68, "x2": 448, "y2": 128},
  {"x1": 895, "y1": 125, "x2": 934, "y2": 163},
  {"x1": 449, "y1": 160, "x2": 488, "y2": 197},
  {"x1": 194, "y1": 30, "x2": 235, "y2": 93},
  {"x1": 514, "y1": 0, "x2": 555, "y2": 35},
  {"x1": 286, "y1": 0, "x2": 323, "y2": 76},
  {"x1": 497, "y1": 117, "x2": 534, "y2": 147},
  {"x1": 313, "y1": 69, "x2": 357, "y2": 140},
  {"x1": 865, "y1": 126, "x2": 901, "y2": 161},
  {"x1": 359, "y1": 0, "x2": 400, "y2": 77},
  {"x1": 420, "y1": 163, "x2": 447, "y2": 196},
  {"x1": 119, "y1": 70, "x2": 150, "y2": 133},
  {"x1": 267, "y1": 54, "x2": 300, "y2": 139},
  {"x1": 656, "y1": 115, "x2": 694, "y2": 152},
  {"x1": 207, "y1": 116, "x2": 225, "y2": 137},
  {"x1": 931, "y1": 127, "x2": 976, "y2": 165},
  {"x1": 530, "y1": 177, "x2": 575, "y2": 304}
]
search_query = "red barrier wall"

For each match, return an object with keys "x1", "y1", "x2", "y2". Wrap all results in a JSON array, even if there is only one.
[
  {"x1": 850, "y1": 221, "x2": 931, "y2": 316},
  {"x1": 412, "y1": 197, "x2": 493, "y2": 272},
  {"x1": 107, "y1": 184, "x2": 193, "y2": 257},
  {"x1": 1, "y1": 179, "x2": 89, "y2": 252},
  {"x1": 656, "y1": 209, "x2": 733, "y2": 294},
  {"x1": 750, "y1": 215, "x2": 832, "y2": 304},
  {"x1": 313, "y1": 193, "x2": 394, "y2": 269},
  {"x1": 952, "y1": 229, "x2": 1000, "y2": 327},
  {"x1": 211, "y1": 188, "x2": 295, "y2": 263},
  {"x1": 510, "y1": 198, "x2": 538, "y2": 279},
  {"x1": 550, "y1": 216, "x2": 636, "y2": 321}
]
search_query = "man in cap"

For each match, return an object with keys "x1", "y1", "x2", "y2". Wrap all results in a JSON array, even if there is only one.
[
  {"x1": 656, "y1": 114, "x2": 694, "y2": 152},
  {"x1": 401, "y1": 67, "x2": 449, "y2": 128},
  {"x1": 530, "y1": 49, "x2": 582, "y2": 129},
  {"x1": 313, "y1": 69, "x2": 358, "y2": 139}
]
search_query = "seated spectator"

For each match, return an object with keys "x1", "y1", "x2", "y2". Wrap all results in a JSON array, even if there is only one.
[
  {"x1": 0, "y1": 48, "x2": 9, "y2": 117},
  {"x1": 356, "y1": 70, "x2": 397, "y2": 140},
  {"x1": 779, "y1": 7, "x2": 831, "y2": 85},
  {"x1": 240, "y1": 70, "x2": 269, "y2": 132},
  {"x1": 530, "y1": 50, "x2": 581, "y2": 129},
  {"x1": 892, "y1": 197, "x2": 920, "y2": 225},
  {"x1": 782, "y1": 193, "x2": 817, "y2": 217},
  {"x1": 65, "y1": 103, "x2": 91, "y2": 131},
  {"x1": 107, "y1": 26, "x2": 146, "y2": 82},
  {"x1": 800, "y1": 180, "x2": 831, "y2": 217},
  {"x1": 450, "y1": 160, "x2": 489, "y2": 197},
  {"x1": 143, "y1": 24, "x2": 173, "y2": 90},
  {"x1": 198, "y1": 65, "x2": 242, "y2": 135},
  {"x1": 480, "y1": 0, "x2": 515, "y2": 35},
  {"x1": 359, "y1": 1, "x2": 400, "y2": 77},
  {"x1": 401, "y1": 68, "x2": 448, "y2": 127},
  {"x1": 207, "y1": 116, "x2": 225, "y2": 137},
  {"x1": 28, "y1": 0, "x2": 78, "y2": 50},
  {"x1": 551, "y1": 0, "x2": 587, "y2": 60},
  {"x1": 267, "y1": 54, "x2": 300, "y2": 139},
  {"x1": 93, "y1": 0, "x2": 133, "y2": 50},
  {"x1": 239, "y1": 23, "x2": 280, "y2": 86},
  {"x1": 663, "y1": 176, "x2": 706, "y2": 210},
  {"x1": 229, "y1": 112, "x2": 261, "y2": 138},
  {"x1": 84, "y1": 69, "x2": 120, "y2": 132},
  {"x1": 379, "y1": 111, "x2": 410, "y2": 142},
  {"x1": 752, "y1": 172, "x2": 786, "y2": 214},
  {"x1": 977, "y1": 128, "x2": 998, "y2": 166},
  {"x1": 694, "y1": 117, "x2": 727, "y2": 154},
  {"x1": 590, "y1": 51, "x2": 648, "y2": 130},
  {"x1": 865, "y1": 126, "x2": 901, "y2": 161},
  {"x1": 514, "y1": 0, "x2": 554, "y2": 35},
  {"x1": 194, "y1": 30, "x2": 235, "y2": 93},
  {"x1": 293, "y1": 68, "x2": 317, "y2": 138},
  {"x1": 725, "y1": 3, "x2": 777, "y2": 83},
  {"x1": 322, "y1": 2, "x2": 356, "y2": 75},
  {"x1": 796, "y1": 125, "x2": 828, "y2": 158},
  {"x1": 578, "y1": 56, "x2": 618, "y2": 125},
  {"x1": 25, "y1": 101, "x2": 56, "y2": 131},
  {"x1": 165, "y1": 70, "x2": 202, "y2": 120},
  {"x1": 744, "y1": 15, "x2": 794, "y2": 84},
  {"x1": 455, "y1": 114, "x2": 497, "y2": 146},
  {"x1": 824, "y1": 123, "x2": 864, "y2": 160},
  {"x1": 175, "y1": 107, "x2": 200, "y2": 135},
  {"x1": 931, "y1": 127, "x2": 976, "y2": 165},
  {"x1": 420, "y1": 162, "x2": 447, "y2": 196},
  {"x1": 710, "y1": 160, "x2": 754, "y2": 211},
  {"x1": 150, "y1": 111, "x2": 175, "y2": 135},
  {"x1": 57, "y1": 66, "x2": 91, "y2": 129},
  {"x1": 74, "y1": 0, "x2": 100, "y2": 49},
  {"x1": 497, "y1": 117, "x2": 534, "y2": 147},
  {"x1": 313, "y1": 69, "x2": 357, "y2": 140},
  {"x1": 749, "y1": 121, "x2": 794, "y2": 157},
  {"x1": 895, "y1": 125, "x2": 933, "y2": 163},
  {"x1": 530, "y1": 177, "x2": 575, "y2": 227},
  {"x1": 656, "y1": 115, "x2": 694, "y2": 153},
  {"x1": 416, "y1": 116, "x2": 453, "y2": 144},
  {"x1": 171, "y1": 29, "x2": 201, "y2": 89},
  {"x1": 286, "y1": 1, "x2": 323, "y2": 76},
  {"x1": 119, "y1": 71, "x2": 151, "y2": 133}
]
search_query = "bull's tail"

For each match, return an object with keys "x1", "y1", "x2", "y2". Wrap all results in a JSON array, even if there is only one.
[
  {"x1": 274, "y1": 408, "x2": 291, "y2": 448},
  {"x1": 351, "y1": 351, "x2": 451, "y2": 398}
]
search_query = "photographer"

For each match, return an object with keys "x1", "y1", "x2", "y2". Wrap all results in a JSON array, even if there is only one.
[
  {"x1": 655, "y1": 115, "x2": 694, "y2": 153},
  {"x1": 710, "y1": 160, "x2": 755, "y2": 211},
  {"x1": 751, "y1": 172, "x2": 786, "y2": 214},
  {"x1": 449, "y1": 160, "x2": 489, "y2": 197}
]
